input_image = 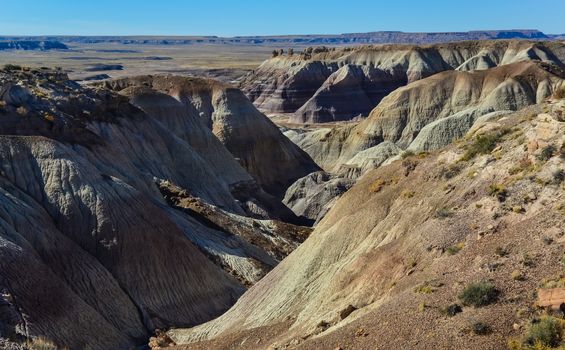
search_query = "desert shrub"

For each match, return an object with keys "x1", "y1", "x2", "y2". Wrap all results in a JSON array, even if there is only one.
[
  {"x1": 524, "y1": 317, "x2": 564, "y2": 348},
  {"x1": 446, "y1": 242, "x2": 465, "y2": 255},
  {"x1": 540, "y1": 274, "x2": 565, "y2": 289},
  {"x1": 414, "y1": 283, "x2": 435, "y2": 294},
  {"x1": 402, "y1": 150, "x2": 415, "y2": 159},
  {"x1": 3, "y1": 64, "x2": 22, "y2": 71},
  {"x1": 472, "y1": 321, "x2": 491, "y2": 335},
  {"x1": 435, "y1": 207, "x2": 453, "y2": 219},
  {"x1": 552, "y1": 169, "x2": 564, "y2": 184},
  {"x1": 369, "y1": 178, "x2": 386, "y2": 193},
  {"x1": 462, "y1": 130, "x2": 508, "y2": 161},
  {"x1": 496, "y1": 246, "x2": 509, "y2": 257},
  {"x1": 439, "y1": 164, "x2": 462, "y2": 179},
  {"x1": 538, "y1": 145, "x2": 556, "y2": 162},
  {"x1": 26, "y1": 337, "x2": 61, "y2": 350},
  {"x1": 512, "y1": 270, "x2": 525, "y2": 281},
  {"x1": 444, "y1": 303, "x2": 462, "y2": 316},
  {"x1": 521, "y1": 253, "x2": 535, "y2": 268},
  {"x1": 458, "y1": 281, "x2": 498, "y2": 307},
  {"x1": 488, "y1": 183, "x2": 508, "y2": 202},
  {"x1": 418, "y1": 301, "x2": 426, "y2": 312},
  {"x1": 402, "y1": 190, "x2": 415, "y2": 198},
  {"x1": 402, "y1": 158, "x2": 418, "y2": 175}
]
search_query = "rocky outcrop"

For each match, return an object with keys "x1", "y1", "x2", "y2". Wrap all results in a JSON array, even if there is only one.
[
  {"x1": 242, "y1": 40, "x2": 565, "y2": 123},
  {"x1": 0, "y1": 68, "x2": 309, "y2": 349},
  {"x1": 283, "y1": 172, "x2": 355, "y2": 225},
  {"x1": 169, "y1": 100, "x2": 565, "y2": 350},
  {"x1": 104, "y1": 75, "x2": 320, "y2": 197}
]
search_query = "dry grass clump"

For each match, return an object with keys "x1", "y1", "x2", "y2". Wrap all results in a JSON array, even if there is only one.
[
  {"x1": 26, "y1": 337, "x2": 67, "y2": 350},
  {"x1": 369, "y1": 178, "x2": 386, "y2": 193}
]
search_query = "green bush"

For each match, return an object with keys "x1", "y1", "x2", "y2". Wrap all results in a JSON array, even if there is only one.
[
  {"x1": 435, "y1": 207, "x2": 453, "y2": 219},
  {"x1": 444, "y1": 303, "x2": 462, "y2": 316},
  {"x1": 538, "y1": 145, "x2": 556, "y2": 162},
  {"x1": 488, "y1": 183, "x2": 508, "y2": 202},
  {"x1": 458, "y1": 281, "x2": 498, "y2": 307},
  {"x1": 472, "y1": 321, "x2": 491, "y2": 335},
  {"x1": 446, "y1": 242, "x2": 465, "y2": 255},
  {"x1": 552, "y1": 169, "x2": 564, "y2": 184},
  {"x1": 462, "y1": 130, "x2": 508, "y2": 161},
  {"x1": 524, "y1": 317, "x2": 564, "y2": 347}
]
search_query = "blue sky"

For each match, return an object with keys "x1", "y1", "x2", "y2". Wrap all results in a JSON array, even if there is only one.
[{"x1": 1, "y1": 0, "x2": 564, "y2": 36}]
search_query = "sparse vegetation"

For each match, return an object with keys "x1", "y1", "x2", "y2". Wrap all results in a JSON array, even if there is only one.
[
  {"x1": 414, "y1": 283, "x2": 436, "y2": 294},
  {"x1": 435, "y1": 207, "x2": 453, "y2": 219},
  {"x1": 552, "y1": 169, "x2": 564, "y2": 185},
  {"x1": 512, "y1": 270, "x2": 525, "y2": 281},
  {"x1": 444, "y1": 303, "x2": 462, "y2": 317},
  {"x1": 538, "y1": 145, "x2": 556, "y2": 162},
  {"x1": 496, "y1": 246, "x2": 509, "y2": 257},
  {"x1": 369, "y1": 178, "x2": 386, "y2": 193},
  {"x1": 521, "y1": 253, "x2": 535, "y2": 268},
  {"x1": 439, "y1": 163, "x2": 462, "y2": 179},
  {"x1": 458, "y1": 281, "x2": 498, "y2": 307},
  {"x1": 462, "y1": 129, "x2": 509, "y2": 161},
  {"x1": 414, "y1": 280, "x2": 443, "y2": 294},
  {"x1": 540, "y1": 274, "x2": 565, "y2": 289},
  {"x1": 401, "y1": 150, "x2": 415, "y2": 159},
  {"x1": 472, "y1": 321, "x2": 491, "y2": 335},
  {"x1": 26, "y1": 337, "x2": 63, "y2": 350},
  {"x1": 509, "y1": 317, "x2": 565, "y2": 349},
  {"x1": 488, "y1": 183, "x2": 508, "y2": 202},
  {"x1": 401, "y1": 190, "x2": 415, "y2": 198},
  {"x1": 418, "y1": 302, "x2": 426, "y2": 312},
  {"x1": 446, "y1": 242, "x2": 465, "y2": 255}
]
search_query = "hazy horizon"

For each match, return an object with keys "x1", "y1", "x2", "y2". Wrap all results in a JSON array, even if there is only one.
[{"x1": 1, "y1": 0, "x2": 564, "y2": 36}]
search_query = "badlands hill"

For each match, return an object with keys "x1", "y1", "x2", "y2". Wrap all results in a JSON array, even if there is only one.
[
  {"x1": 287, "y1": 60, "x2": 565, "y2": 172},
  {"x1": 279, "y1": 60, "x2": 565, "y2": 223},
  {"x1": 101, "y1": 75, "x2": 320, "y2": 198},
  {"x1": 0, "y1": 67, "x2": 315, "y2": 349},
  {"x1": 242, "y1": 40, "x2": 565, "y2": 123},
  {"x1": 170, "y1": 96, "x2": 565, "y2": 350}
]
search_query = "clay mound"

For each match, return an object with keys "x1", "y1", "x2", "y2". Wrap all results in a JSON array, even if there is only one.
[
  {"x1": 0, "y1": 68, "x2": 309, "y2": 349},
  {"x1": 242, "y1": 40, "x2": 565, "y2": 123},
  {"x1": 169, "y1": 100, "x2": 565, "y2": 350},
  {"x1": 300, "y1": 60, "x2": 565, "y2": 172},
  {"x1": 106, "y1": 75, "x2": 321, "y2": 198},
  {"x1": 293, "y1": 64, "x2": 399, "y2": 123},
  {"x1": 282, "y1": 171, "x2": 355, "y2": 225}
]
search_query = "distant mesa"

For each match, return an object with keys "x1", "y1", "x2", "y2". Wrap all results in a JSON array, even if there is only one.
[
  {"x1": 0, "y1": 30, "x2": 554, "y2": 47},
  {"x1": 0, "y1": 40, "x2": 68, "y2": 51}
]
